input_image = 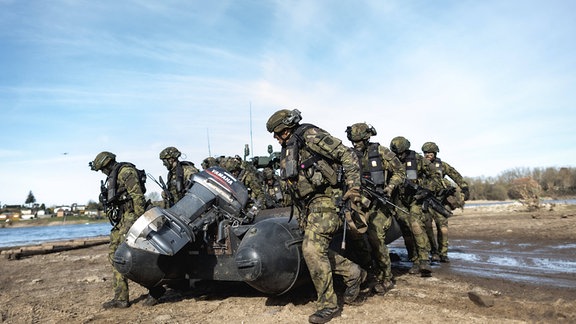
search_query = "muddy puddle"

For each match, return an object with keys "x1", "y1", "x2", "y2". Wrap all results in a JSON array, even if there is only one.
[{"x1": 388, "y1": 238, "x2": 576, "y2": 289}]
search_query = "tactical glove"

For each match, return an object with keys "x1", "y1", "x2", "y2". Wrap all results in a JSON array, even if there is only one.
[
  {"x1": 343, "y1": 186, "x2": 362, "y2": 204},
  {"x1": 462, "y1": 187, "x2": 470, "y2": 201},
  {"x1": 383, "y1": 185, "x2": 394, "y2": 198}
]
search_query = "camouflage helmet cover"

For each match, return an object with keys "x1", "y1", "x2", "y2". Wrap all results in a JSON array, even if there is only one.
[
  {"x1": 390, "y1": 136, "x2": 411, "y2": 154},
  {"x1": 346, "y1": 122, "x2": 377, "y2": 142},
  {"x1": 422, "y1": 142, "x2": 440, "y2": 153},
  {"x1": 90, "y1": 151, "x2": 116, "y2": 171},
  {"x1": 159, "y1": 146, "x2": 181, "y2": 160},
  {"x1": 222, "y1": 156, "x2": 242, "y2": 172},
  {"x1": 266, "y1": 109, "x2": 302, "y2": 133},
  {"x1": 201, "y1": 156, "x2": 218, "y2": 169}
]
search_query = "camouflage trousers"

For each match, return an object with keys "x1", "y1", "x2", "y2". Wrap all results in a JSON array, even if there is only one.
[
  {"x1": 425, "y1": 209, "x2": 449, "y2": 257},
  {"x1": 301, "y1": 196, "x2": 363, "y2": 311},
  {"x1": 394, "y1": 199, "x2": 431, "y2": 263},
  {"x1": 107, "y1": 212, "x2": 137, "y2": 302},
  {"x1": 349, "y1": 204, "x2": 393, "y2": 282}
]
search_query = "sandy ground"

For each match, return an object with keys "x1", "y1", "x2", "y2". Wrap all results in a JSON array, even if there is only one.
[{"x1": 1, "y1": 202, "x2": 575, "y2": 323}]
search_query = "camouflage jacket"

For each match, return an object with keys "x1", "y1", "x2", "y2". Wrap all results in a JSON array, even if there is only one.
[
  {"x1": 281, "y1": 124, "x2": 361, "y2": 204},
  {"x1": 166, "y1": 161, "x2": 199, "y2": 204},
  {"x1": 429, "y1": 157, "x2": 468, "y2": 190}
]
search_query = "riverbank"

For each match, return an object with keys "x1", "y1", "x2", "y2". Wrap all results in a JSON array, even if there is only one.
[
  {"x1": 0, "y1": 203, "x2": 575, "y2": 323},
  {"x1": 1, "y1": 216, "x2": 108, "y2": 228}
]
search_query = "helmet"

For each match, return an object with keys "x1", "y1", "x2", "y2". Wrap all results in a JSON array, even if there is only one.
[
  {"x1": 159, "y1": 146, "x2": 181, "y2": 160},
  {"x1": 390, "y1": 136, "x2": 411, "y2": 154},
  {"x1": 346, "y1": 122, "x2": 377, "y2": 142},
  {"x1": 222, "y1": 156, "x2": 242, "y2": 172},
  {"x1": 422, "y1": 142, "x2": 439, "y2": 153},
  {"x1": 90, "y1": 151, "x2": 116, "y2": 171},
  {"x1": 201, "y1": 156, "x2": 218, "y2": 169},
  {"x1": 266, "y1": 109, "x2": 302, "y2": 133}
]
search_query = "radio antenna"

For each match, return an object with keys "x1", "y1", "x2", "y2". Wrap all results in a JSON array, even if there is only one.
[
  {"x1": 249, "y1": 102, "x2": 254, "y2": 159},
  {"x1": 206, "y1": 128, "x2": 212, "y2": 157}
]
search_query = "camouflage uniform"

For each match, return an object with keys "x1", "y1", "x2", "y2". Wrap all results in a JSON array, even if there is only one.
[
  {"x1": 160, "y1": 147, "x2": 199, "y2": 207},
  {"x1": 261, "y1": 167, "x2": 286, "y2": 209},
  {"x1": 390, "y1": 137, "x2": 443, "y2": 274},
  {"x1": 345, "y1": 123, "x2": 406, "y2": 292},
  {"x1": 221, "y1": 156, "x2": 265, "y2": 207},
  {"x1": 422, "y1": 142, "x2": 469, "y2": 262},
  {"x1": 267, "y1": 109, "x2": 365, "y2": 322},
  {"x1": 90, "y1": 152, "x2": 148, "y2": 307},
  {"x1": 201, "y1": 156, "x2": 219, "y2": 170},
  {"x1": 165, "y1": 161, "x2": 199, "y2": 205}
]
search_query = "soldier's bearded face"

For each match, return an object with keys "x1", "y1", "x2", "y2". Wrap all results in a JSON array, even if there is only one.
[
  {"x1": 352, "y1": 140, "x2": 366, "y2": 151},
  {"x1": 273, "y1": 129, "x2": 290, "y2": 147},
  {"x1": 424, "y1": 152, "x2": 435, "y2": 162}
]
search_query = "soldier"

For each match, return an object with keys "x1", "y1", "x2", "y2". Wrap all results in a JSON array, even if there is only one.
[
  {"x1": 159, "y1": 146, "x2": 199, "y2": 207},
  {"x1": 261, "y1": 167, "x2": 285, "y2": 209},
  {"x1": 422, "y1": 141, "x2": 470, "y2": 263},
  {"x1": 89, "y1": 152, "x2": 161, "y2": 308},
  {"x1": 345, "y1": 123, "x2": 406, "y2": 294},
  {"x1": 267, "y1": 109, "x2": 366, "y2": 324},
  {"x1": 220, "y1": 155, "x2": 265, "y2": 207},
  {"x1": 201, "y1": 156, "x2": 219, "y2": 170},
  {"x1": 390, "y1": 136, "x2": 443, "y2": 276}
]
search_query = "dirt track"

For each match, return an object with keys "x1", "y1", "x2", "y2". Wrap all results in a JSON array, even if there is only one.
[{"x1": 1, "y1": 202, "x2": 575, "y2": 323}]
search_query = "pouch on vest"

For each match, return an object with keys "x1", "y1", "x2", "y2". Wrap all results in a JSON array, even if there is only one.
[
  {"x1": 281, "y1": 146, "x2": 299, "y2": 180},
  {"x1": 368, "y1": 143, "x2": 385, "y2": 185}
]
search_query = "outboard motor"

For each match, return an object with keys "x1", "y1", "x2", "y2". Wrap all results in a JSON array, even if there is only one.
[{"x1": 113, "y1": 167, "x2": 250, "y2": 287}]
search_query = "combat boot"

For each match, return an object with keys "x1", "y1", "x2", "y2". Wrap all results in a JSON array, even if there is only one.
[
  {"x1": 419, "y1": 260, "x2": 432, "y2": 277},
  {"x1": 142, "y1": 295, "x2": 159, "y2": 306},
  {"x1": 308, "y1": 307, "x2": 341, "y2": 324},
  {"x1": 440, "y1": 255, "x2": 450, "y2": 263},
  {"x1": 408, "y1": 261, "x2": 420, "y2": 275},
  {"x1": 373, "y1": 278, "x2": 395, "y2": 295},
  {"x1": 430, "y1": 253, "x2": 441, "y2": 263},
  {"x1": 344, "y1": 269, "x2": 367, "y2": 305},
  {"x1": 102, "y1": 299, "x2": 130, "y2": 309}
]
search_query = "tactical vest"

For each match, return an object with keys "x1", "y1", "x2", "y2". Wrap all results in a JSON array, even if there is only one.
[
  {"x1": 362, "y1": 143, "x2": 386, "y2": 186},
  {"x1": 168, "y1": 161, "x2": 196, "y2": 197},
  {"x1": 432, "y1": 157, "x2": 444, "y2": 178},
  {"x1": 106, "y1": 162, "x2": 147, "y2": 207},
  {"x1": 281, "y1": 123, "x2": 340, "y2": 201},
  {"x1": 404, "y1": 150, "x2": 418, "y2": 181}
]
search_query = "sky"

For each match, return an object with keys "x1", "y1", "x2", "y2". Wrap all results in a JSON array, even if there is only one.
[{"x1": 1, "y1": 0, "x2": 575, "y2": 207}]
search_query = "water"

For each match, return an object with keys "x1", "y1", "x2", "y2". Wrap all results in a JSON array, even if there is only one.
[
  {"x1": 389, "y1": 238, "x2": 576, "y2": 289},
  {"x1": 0, "y1": 222, "x2": 112, "y2": 248},
  {"x1": 465, "y1": 198, "x2": 576, "y2": 208}
]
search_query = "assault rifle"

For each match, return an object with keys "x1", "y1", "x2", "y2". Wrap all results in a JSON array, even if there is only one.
[
  {"x1": 361, "y1": 178, "x2": 409, "y2": 215},
  {"x1": 413, "y1": 186, "x2": 453, "y2": 218},
  {"x1": 336, "y1": 166, "x2": 349, "y2": 250},
  {"x1": 147, "y1": 173, "x2": 175, "y2": 207},
  {"x1": 437, "y1": 186, "x2": 456, "y2": 206}
]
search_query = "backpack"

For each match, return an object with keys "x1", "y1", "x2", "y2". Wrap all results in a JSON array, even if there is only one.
[{"x1": 114, "y1": 162, "x2": 147, "y2": 194}]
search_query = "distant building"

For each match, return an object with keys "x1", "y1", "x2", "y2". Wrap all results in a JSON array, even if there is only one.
[{"x1": 20, "y1": 209, "x2": 34, "y2": 220}]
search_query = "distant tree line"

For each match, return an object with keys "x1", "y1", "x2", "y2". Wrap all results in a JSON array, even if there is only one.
[{"x1": 465, "y1": 166, "x2": 576, "y2": 201}]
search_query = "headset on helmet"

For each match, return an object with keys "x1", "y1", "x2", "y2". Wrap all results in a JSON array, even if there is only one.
[
  {"x1": 89, "y1": 151, "x2": 116, "y2": 171},
  {"x1": 346, "y1": 122, "x2": 377, "y2": 142},
  {"x1": 266, "y1": 109, "x2": 302, "y2": 133}
]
